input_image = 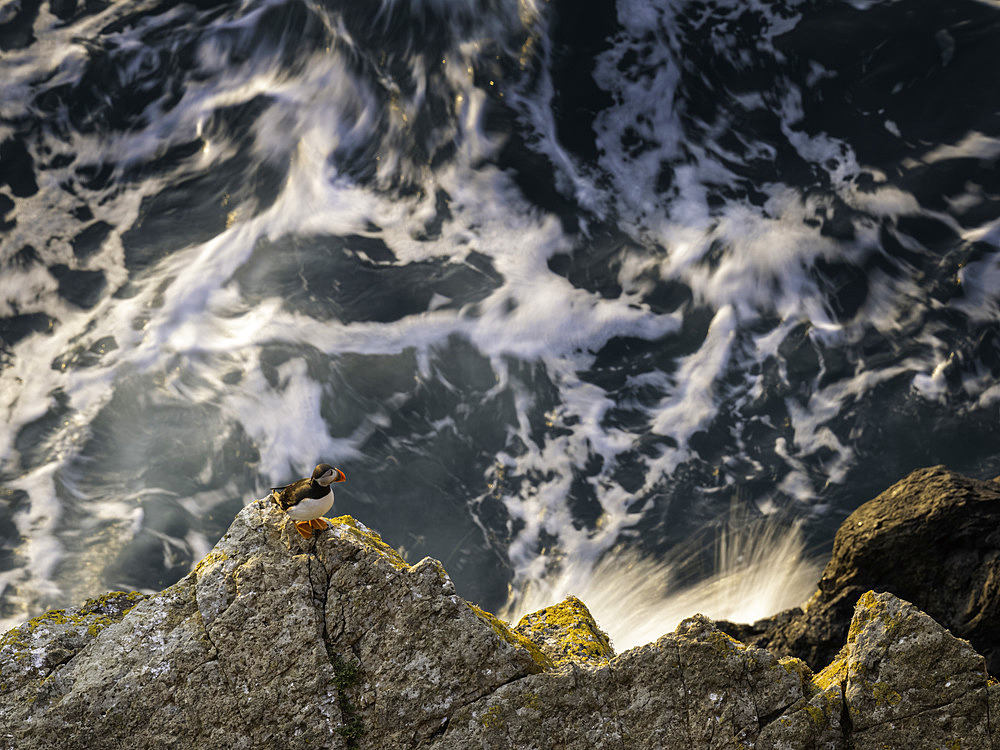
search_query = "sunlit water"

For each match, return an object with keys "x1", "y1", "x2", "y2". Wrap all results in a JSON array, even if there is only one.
[{"x1": 1, "y1": 0, "x2": 999, "y2": 647}]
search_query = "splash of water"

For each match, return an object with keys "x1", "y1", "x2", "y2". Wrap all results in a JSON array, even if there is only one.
[{"x1": 502, "y1": 512, "x2": 822, "y2": 652}]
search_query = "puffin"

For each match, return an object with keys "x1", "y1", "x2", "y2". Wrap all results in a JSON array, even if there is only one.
[{"x1": 270, "y1": 463, "x2": 347, "y2": 539}]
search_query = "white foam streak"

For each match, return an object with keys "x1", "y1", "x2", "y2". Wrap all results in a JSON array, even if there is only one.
[
  {"x1": 955, "y1": 248, "x2": 1000, "y2": 323},
  {"x1": 650, "y1": 306, "x2": 736, "y2": 444},
  {"x1": 6, "y1": 466, "x2": 65, "y2": 604},
  {"x1": 0, "y1": 38, "x2": 685, "y2": 628},
  {"x1": 923, "y1": 132, "x2": 1000, "y2": 164},
  {"x1": 224, "y1": 358, "x2": 363, "y2": 481}
]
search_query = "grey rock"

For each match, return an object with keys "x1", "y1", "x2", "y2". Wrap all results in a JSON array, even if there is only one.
[
  {"x1": 0, "y1": 501, "x2": 542, "y2": 750},
  {"x1": 313, "y1": 517, "x2": 543, "y2": 749},
  {"x1": 0, "y1": 590, "x2": 146, "y2": 724},
  {"x1": 2, "y1": 481, "x2": 998, "y2": 750},
  {"x1": 436, "y1": 614, "x2": 810, "y2": 749},
  {"x1": 755, "y1": 682, "x2": 844, "y2": 750},
  {"x1": 815, "y1": 590, "x2": 993, "y2": 750}
]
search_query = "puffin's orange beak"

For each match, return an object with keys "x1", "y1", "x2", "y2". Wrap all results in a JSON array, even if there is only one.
[{"x1": 332, "y1": 468, "x2": 347, "y2": 483}]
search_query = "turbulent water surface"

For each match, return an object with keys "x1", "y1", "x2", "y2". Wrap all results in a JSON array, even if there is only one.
[{"x1": 2, "y1": 0, "x2": 1000, "y2": 648}]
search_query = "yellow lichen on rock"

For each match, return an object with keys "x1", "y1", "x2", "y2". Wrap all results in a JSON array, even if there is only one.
[
  {"x1": 328, "y1": 515, "x2": 410, "y2": 570},
  {"x1": 704, "y1": 627, "x2": 747, "y2": 654},
  {"x1": 467, "y1": 603, "x2": 554, "y2": 670},
  {"x1": 479, "y1": 704, "x2": 504, "y2": 729},
  {"x1": 193, "y1": 551, "x2": 229, "y2": 576},
  {"x1": 513, "y1": 595, "x2": 614, "y2": 667},
  {"x1": 814, "y1": 648, "x2": 848, "y2": 691},
  {"x1": 2, "y1": 591, "x2": 145, "y2": 648},
  {"x1": 848, "y1": 590, "x2": 906, "y2": 647},
  {"x1": 0, "y1": 591, "x2": 145, "y2": 685},
  {"x1": 778, "y1": 655, "x2": 813, "y2": 692},
  {"x1": 867, "y1": 679, "x2": 903, "y2": 707}
]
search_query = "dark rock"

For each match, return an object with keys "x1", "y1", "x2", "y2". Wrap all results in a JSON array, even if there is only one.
[{"x1": 718, "y1": 465, "x2": 1000, "y2": 675}]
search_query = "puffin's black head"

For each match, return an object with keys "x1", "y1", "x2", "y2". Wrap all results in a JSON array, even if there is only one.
[{"x1": 313, "y1": 463, "x2": 347, "y2": 487}]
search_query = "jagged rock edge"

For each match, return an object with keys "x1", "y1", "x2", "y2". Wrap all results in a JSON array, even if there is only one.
[{"x1": 7, "y1": 478, "x2": 1000, "y2": 749}]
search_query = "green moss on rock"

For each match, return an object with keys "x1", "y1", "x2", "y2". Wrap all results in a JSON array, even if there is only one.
[{"x1": 328, "y1": 651, "x2": 365, "y2": 747}]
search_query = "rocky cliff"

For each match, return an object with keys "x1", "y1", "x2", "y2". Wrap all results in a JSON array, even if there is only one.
[
  {"x1": 718, "y1": 465, "x2": 1000, "y2": 676},
  {"x1": 2, "y1": 467, "x2": 999, "y2": 749}
]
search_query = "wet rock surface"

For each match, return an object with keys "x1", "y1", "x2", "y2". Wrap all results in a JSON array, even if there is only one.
[
  {"x1": 2, "y1": 468, "x2": 999, "y2": 749},
  {"x1": 719, "y1": 465, "x2": 1000, "y2": 676}
]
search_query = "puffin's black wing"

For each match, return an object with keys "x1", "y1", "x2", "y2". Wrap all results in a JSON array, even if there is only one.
[{"x1": 271, "y1": 477, "x2": 324, "y2": 510}]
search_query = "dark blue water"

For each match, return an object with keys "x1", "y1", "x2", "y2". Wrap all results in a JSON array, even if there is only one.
[{"x1": 1, "y1": 0, "x2": 999, "y2": 644}]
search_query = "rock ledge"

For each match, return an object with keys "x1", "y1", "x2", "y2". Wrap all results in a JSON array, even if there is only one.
[{"x1": 2, "y1": 472, "x2": 998, "y2": 749}]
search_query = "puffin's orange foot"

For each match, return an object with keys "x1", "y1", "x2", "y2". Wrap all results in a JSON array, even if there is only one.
[
  {"x1": 294, "y1": 521, "x2": 314, "y2": 539},
  {"x1": 308, "y1": 517, "x2": 329, "y2": 531}
]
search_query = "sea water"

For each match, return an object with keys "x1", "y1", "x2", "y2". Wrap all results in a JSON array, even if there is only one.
[{"x1": 1, "y1": 0, "x2": 999, "y2": 649}]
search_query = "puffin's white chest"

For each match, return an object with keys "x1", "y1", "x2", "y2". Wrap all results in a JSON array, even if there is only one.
[{"x1": 284, "y1": 492, "x2": 335, "y2": 521}]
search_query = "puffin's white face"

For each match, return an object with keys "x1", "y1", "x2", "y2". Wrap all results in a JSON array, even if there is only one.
[{"x1": 315, "y1": 466, "x2": 346, "y2": 487}]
